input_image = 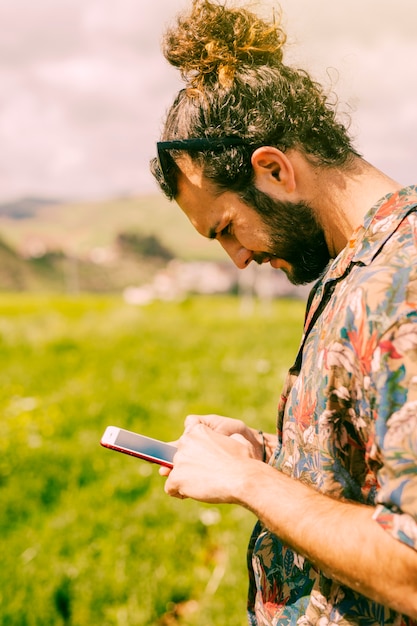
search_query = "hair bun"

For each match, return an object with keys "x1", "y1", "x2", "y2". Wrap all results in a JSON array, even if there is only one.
[{"x1": 163, "y1": 0, "x2": 286, "y2": 90}]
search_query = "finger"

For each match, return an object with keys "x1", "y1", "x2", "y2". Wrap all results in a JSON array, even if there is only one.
[
  {"x1": 184, "y1": 414, "x2": 202, "y2": 432},
  {"x1": 230, "y1": 433, "x2": 250, "y2": 447},
  {"x1": 164, "y1": 474, "x2": 187, "y2": 499}
]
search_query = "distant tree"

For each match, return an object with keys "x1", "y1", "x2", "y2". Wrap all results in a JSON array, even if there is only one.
[
  {"x1": 0, "y1": 236, "x2": 28, "y2": 289},
  {"x1": 116, "y1": 232, "x2": 174, "y2": 261}
]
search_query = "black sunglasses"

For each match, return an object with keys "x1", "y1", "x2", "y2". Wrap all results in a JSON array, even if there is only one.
[{"x1": 156, "y1": 136, "x2": 249, "y2": 198}]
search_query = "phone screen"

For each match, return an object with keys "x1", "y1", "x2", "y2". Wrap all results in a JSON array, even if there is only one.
[
  {"x1": 101, "y1": 427, "x2": 177, "y2": 467},
  {"x1": 116, "y1": 429, "x2": 176, "y2": 463}
]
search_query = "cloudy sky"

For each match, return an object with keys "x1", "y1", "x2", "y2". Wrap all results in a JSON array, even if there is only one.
[{"x1": 1, "y1": 0, "x2": 416, "y2": 202}]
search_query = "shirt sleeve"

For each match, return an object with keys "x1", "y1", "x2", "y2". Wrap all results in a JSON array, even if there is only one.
[{"x1": 371, "y1": 312, "x2": 417, "y2": 550}]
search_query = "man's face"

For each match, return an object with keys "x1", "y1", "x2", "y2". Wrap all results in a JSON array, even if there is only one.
[
  {"x1": 241, "y1": 183, "x2": 331, "y2": 284},
  {"x1": 176, "y1": 158, "x2": 330, "y2": 285}
]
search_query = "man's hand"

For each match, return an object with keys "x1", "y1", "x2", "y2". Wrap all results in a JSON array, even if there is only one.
[
  {"x1": 183, "y1": 414, "x2": 268, "y2": 459},
  {"x1": 163, "y1": 421, "x2": 258, "y2": 503}
]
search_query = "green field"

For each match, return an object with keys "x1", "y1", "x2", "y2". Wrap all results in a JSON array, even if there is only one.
[{"x1": 0, "y1": 293, "x2": 305, "y2": 625}]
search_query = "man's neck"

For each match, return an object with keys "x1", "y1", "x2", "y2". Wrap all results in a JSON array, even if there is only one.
[{"x1": 312, "y1": 157, "x2": 402, "y2": 257}]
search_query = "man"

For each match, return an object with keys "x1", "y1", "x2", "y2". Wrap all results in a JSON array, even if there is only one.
[{"x1": 150, "y1": 1, "x2": 417, "y2": 623}]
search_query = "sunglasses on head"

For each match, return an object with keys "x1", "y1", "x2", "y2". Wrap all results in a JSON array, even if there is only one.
[{"x1": 156, "y1": 136, "x2": 249, "y2": 198}]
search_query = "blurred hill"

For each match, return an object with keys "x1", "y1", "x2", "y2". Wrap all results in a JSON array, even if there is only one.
[
  {"x1": 0, "y1": 194, "x2": 222, "y2": 260},
  {"x1": 0, "y1": 197, "x2": 63, "y2": 219},
  {"x1": 0, "y1": 194, "x2": 225, "y2": 293},
  {"x1": 0, "y1": 195, "x2": 311, "y2": 299}
]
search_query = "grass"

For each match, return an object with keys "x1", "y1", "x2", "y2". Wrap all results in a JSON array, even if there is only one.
[{"x1": 0, "y1": 293, "x2": 305, "y2": 625}]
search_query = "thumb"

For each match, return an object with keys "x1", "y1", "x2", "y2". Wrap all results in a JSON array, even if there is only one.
[{"x1": 230, "y1": 433, "x2": 249, "y2": 447}]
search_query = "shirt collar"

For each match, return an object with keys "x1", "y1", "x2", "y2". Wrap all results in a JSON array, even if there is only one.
[
  {"x1": 325, "y1": 185, "x2": 417, "y2": 281},
  {"x1": 303, "y1": 185, "x2": 417, "y2": 333}
]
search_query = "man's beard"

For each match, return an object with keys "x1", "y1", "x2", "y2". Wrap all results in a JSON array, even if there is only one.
[{"x1": 240, "y1": 185, "x2": 331, "y2": 285}]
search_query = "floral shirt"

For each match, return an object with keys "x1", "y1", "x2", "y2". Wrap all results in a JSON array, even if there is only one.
[{"x1": 247, "y1": 186, "x2": 417, "y2": 626}]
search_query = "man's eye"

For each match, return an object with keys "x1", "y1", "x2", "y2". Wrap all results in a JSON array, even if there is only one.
[{"x1": 220, "y1": 224, "x2": 232, "y2": 237}]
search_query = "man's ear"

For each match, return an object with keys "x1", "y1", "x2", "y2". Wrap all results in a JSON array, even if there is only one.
[{"x1": 251, "y1": 147, "x2": 296, "y2": 194}]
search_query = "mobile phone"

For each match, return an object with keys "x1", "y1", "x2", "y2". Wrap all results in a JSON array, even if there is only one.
[{"x1": 100, "y1": 426, "x2": 177, "y2": 468}]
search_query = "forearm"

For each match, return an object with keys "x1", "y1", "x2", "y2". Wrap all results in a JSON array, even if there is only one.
[
  {"x1": 233, "y1": 460, "x2": 417, "y2": 618},
  {"x1": 165, "y1": 423, "x2": 417, "y2": 616}
]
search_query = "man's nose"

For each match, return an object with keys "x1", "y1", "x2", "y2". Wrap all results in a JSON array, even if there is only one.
[{"x1": 220, "y1": 239, "x2": 253, "y2": 269}]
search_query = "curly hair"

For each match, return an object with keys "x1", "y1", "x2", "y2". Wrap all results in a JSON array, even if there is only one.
[{"x1": 150, "y1": 0, "x2": 359, "y2": 199}]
